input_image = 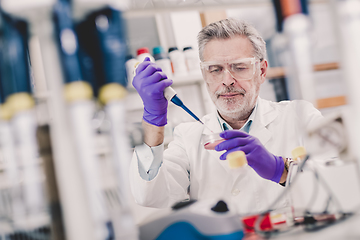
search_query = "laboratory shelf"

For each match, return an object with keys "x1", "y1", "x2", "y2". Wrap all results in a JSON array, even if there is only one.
[{"x1": 266, "y1": 62, "x2": 339, "y2": 79}]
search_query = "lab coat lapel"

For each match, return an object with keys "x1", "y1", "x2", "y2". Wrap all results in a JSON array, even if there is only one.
[
  {"x1": 250, "y1": 98, "x2": 278, "y2": 147},
  {"x1": 232, "y1": 98, "x2": 279, "y2": 186}
]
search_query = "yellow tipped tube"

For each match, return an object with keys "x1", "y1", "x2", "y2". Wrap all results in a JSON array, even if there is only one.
[
  {"x1": 291, "y1": 146, "x2": 306, "y2": 160},
  {"x1": 6, "y1": 93, "x2": 35, "y2": 117},
  {"x1": 64, "y1": 81, "x2": 93, "y2": 103},
  {"x1": 227, "y1": 151, "x2": 247, "y2": 169},
  {"x1": 98, "y1": 83, "x2": 127, "y2": 105},
  {"x1": 0, "y1": 103, "x2": 12, "y2": 120}
]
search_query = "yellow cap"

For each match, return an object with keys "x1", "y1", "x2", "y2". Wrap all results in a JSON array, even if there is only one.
[
  {"x1": 64, "y1": 81, "x2": 93, "y2": 102},
  {"x1": 98, "y1": 83, "x2": 127, "y2": 105},
  {"x1": 0, "y1": 103, "x2": 12, "y2": 120},
  {"x1": 227, "y1": 151, "x2": 247, "y2": 169},
  {"x1": 6, "y1": 92, "x2": 35, "y2": 116},
  {"x1": 291, "y1": 146, "x2": 306, "y2": 160}
]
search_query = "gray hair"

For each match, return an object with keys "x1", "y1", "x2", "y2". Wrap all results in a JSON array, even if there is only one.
[{"x1": 197, "y1": 18, "x2": 266, "y2": 62}]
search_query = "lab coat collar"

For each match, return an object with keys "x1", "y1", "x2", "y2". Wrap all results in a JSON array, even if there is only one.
[
  {"x1": 215, "y1": 103, "x2": 257, "y2": 133},
  {"x1": 250, "y1": 97, "x2": 278, "y2": 147}
]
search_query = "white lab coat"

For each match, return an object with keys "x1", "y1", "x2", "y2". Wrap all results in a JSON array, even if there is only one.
[{"x1": 130, "y1": 97, "x2": 323, "y2": 214}]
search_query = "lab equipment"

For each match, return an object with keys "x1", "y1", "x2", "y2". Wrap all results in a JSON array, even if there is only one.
[
  {"x1": 55, "y1": 1, "x2": 110, "y2": 238},
  {"x1": 76, "y1": 6, "x2": 138, "y2": 239},
  {"x1": 0, "y1": 11, "x2": 50, "y2": 232},
  {"x1": 153, "y1": 46, "x2": 173, "y2": 78},
  {"x1": 134, "y1": 57, "x2": 210, "y2": 129},
  {"x1": 292, "y1": 146, "x2": 307, "y2": 160},
  {"x1": 66, "y1": 83, "x2": 110, "y2": 239},
  {"x1": 201, "y1": 132, "x2": 224, "y2": 150},
  {"x1": 216, "y1": 130, "x2": 284, "y2": 183},
  {"x1": 282, "y1": 146, "x2": 306, "y2": 185},
  {"x1": 0, "y1": 39, "x2": 20, "y2": 234},
  {"x1": 2, "y1": 0, "x2": 138, "y2": 239},
  {"x1": 168, "y1": 46, "x2": 188, "y2": 77},
  {"x1": 165, "y1": 87, "x2": 209, "y2": 128},
  {"x1": 139, "y1": 199, "x2": 244, "y2": 240},
  {"x1": 0, "y1": 104, "x2": 19, "y2": 227},
  {"x1": 287, "y1": 113, "x2": 360, "y2": 215},
  {"x1": 1, "y1": 0, "x2": 99, "y2": 238},
  {"x1": 227, "y1": 151, "x2": 247, "y2": 169},
  {"x1": 36, "y1": 123, "x2": 66, "y2": 240}
]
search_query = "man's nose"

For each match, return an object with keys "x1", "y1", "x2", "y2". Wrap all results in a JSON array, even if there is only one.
[{"x1": 222, "y1": 69, "x2": 236, "y2": 86}]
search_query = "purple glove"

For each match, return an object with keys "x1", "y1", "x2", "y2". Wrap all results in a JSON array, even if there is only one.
[
  {"x1": 215, "y1": 130, "x2": 284, "y2": 183},
  {"x1": 132, "y1": 57, "x2": 173, "y2": 126}
]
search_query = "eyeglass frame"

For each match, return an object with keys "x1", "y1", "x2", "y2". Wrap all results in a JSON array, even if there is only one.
[{"x1": 200, "y1": 57, "x2": 261, "y2": 82}]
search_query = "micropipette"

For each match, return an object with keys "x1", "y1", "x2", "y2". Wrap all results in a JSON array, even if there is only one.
[
  {"x1": 164, "y1": 87, "x2": 213, "y2": 133},
  {"x1": 133, "y1": 62, "x2": 213, "y2": 132}
]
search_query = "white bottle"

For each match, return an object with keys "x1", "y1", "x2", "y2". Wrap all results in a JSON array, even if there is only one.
[
  {"x1": 136, "y1": 47, "x2": 155, "y2": 63},
  {"x1": 168, "y1": 47, "x2": 188, "y2": 77},
  {"x1": 183, "y1": 46, "x2": 201, "y2": 74},
  {"x1": 153, "y1": 46, "x2": 173, "y2": 78}
]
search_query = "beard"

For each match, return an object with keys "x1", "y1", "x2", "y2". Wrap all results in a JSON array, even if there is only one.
[{"x1": 211, "y1": 85, "x2": 258, "y2": 120}]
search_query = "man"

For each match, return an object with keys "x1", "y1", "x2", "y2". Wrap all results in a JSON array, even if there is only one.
[{"x1": 130, "y1": 18, "x2": 322, "y2": 214}]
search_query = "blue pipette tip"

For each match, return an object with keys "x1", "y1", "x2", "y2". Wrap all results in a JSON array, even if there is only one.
[
  {"x1": 170, "y1": 95, "x2": 200, "y2": 121},
  {"x1": 170, "y1": 95, "x2": 213, "y2": 133},
  {"x1": 170, "y1": 95, "x2": 183, "y2": 106}
]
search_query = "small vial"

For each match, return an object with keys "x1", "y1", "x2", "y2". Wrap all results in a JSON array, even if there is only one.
[
  {"x1": 291, "y1": 146, "x2": 306, "y2": 161},
  {"x1": 286, "y1": 146, "x2": 307, "y2": 185},
  {"x1": 227, "y1": 151, "x2": 248, "y2": 169}
]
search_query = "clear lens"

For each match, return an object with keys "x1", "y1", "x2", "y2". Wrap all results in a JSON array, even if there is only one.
[{"x1": 201, "y1": 58, "x2": 257, "y2": 82}]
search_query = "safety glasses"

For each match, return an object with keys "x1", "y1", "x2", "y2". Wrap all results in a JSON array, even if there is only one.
[{"x1": 200, "y1": 57, "x2": 260, "y2": 82}]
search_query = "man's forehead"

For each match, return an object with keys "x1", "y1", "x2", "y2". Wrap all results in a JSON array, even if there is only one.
[{"x1": 203, "y1": 35, "x2": 254, "y2": 62}]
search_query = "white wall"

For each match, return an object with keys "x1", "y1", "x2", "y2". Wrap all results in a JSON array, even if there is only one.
[{"x1": 170, "y1": 11, "x2": 202, "y2": 52}]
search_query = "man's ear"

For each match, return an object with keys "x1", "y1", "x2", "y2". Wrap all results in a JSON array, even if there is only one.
[{"x1": 259, "y1": 59, "x2": 268, "y2": 84}]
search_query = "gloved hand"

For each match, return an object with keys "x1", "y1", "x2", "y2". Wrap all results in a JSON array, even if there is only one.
[
  {"x1": 215, "y1": 130, "x2": 284, "y2": 183},
  {"x1": 132, "y1": 57, "x2": 173, "y2": 126}
]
